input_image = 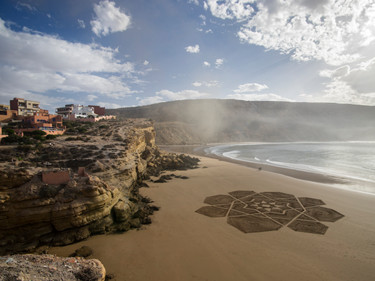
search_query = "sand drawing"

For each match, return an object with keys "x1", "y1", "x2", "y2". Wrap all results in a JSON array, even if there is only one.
[{"x1": 196, "y1": 191, "x2": 344, "y2": 235}]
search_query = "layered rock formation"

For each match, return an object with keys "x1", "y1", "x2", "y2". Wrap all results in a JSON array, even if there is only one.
[
  {"x1": 0, "y1": 254, "x2": 106, "y2": 281},
  {"x1": 0, "y1": 119, "x2": 199, "y2": 255}
]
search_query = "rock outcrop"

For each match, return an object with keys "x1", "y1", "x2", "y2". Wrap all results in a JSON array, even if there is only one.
[
  {"x1": 0, "y1": 119, "x2": 199, "y2": 255},
  {"x1": 0, "y1": 254, "x2": 106, "y2": 281}
]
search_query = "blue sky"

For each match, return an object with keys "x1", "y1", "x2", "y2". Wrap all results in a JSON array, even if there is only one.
[{"x1": 0, "y1": 0, "x2": 375, "y2": 112}]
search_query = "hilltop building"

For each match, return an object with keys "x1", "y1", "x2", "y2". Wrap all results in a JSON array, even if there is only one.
[
  {"x1": 89, "y1": 105, "x2": 105, "y2": 116},
  {"x1": 10, "y1": 98, "x2": 40, "y2": 116},
  {"x1": 0, "y1": 104, "x2": 17, "y2": 122},
  {"x1": 55, "y1": 104, "x2": 74, "y2": 118},
  {"x1": 56, "y1": 104, "x2": 115, "y2": 122},
  {"x1": 20, "y1": 109, "x2": 65, "y2": 135},
  {"x1": 1, "y1": 98, "x2": 66, "y2": 136}
]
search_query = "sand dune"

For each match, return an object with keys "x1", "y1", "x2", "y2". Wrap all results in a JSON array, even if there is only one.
[{"x1": 50, "y1": 156, "x2": 375, "y2": 281}]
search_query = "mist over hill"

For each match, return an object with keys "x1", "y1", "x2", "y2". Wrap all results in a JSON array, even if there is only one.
[{"x1": 107, "y1": 99, "x2": 375, "y2": 144}]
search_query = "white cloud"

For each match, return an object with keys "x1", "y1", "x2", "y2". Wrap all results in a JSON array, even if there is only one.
[
  {"x1": 227, "y1": 93, "x2": 294, "y2": 102},
  {"x1": 87, "y1": 94, "x2": 98, "y2": 102},
  {"x1": 138, "y1": 96, "x2": 165, "y2": 106},
  {"x1": 234, "y1": 83, "x2": 268, "y2": 93},
  {"x1": 0, "y1": 17, "x2": 137, "y2": 106},
  {"x1": 97, "y1": 101, "x2": 125, "y2": 109},
  {"x1": 90, "y1": 0, "x2": 131, "y2": 37},
  {"x1": 215, "y1": 58, "x2": 224, "y2": 68},
  {"x1": 185, "y1": 44, "x2": 200, "y2": 53},
  {"x1": 319, "y1": 65, "x2": 350, "y2": 78},
  {"x1": 143, "y1": 60, "x2": 150, "y2": 66},
  {"x1": 16, "y1": 2, "x2": 37, "y2": 12},
  {"x1": 139, "y1": 89, "x2": 210, "y2": 105},
  {"x1": 193, "y1": 80, "x2": 219, "y2": 87},
  {"x1": 77, "y1": 19, "x2": 86, "y2": 29},
  {"x1": 315, "y1": 57, "x2": 375, "y2": 105},
  {"x1": 157, "y1": 89, "x2": 210, "y2": 100},
  {"x1": 203, "y1": 61, "x2": 211, "y2": 67},
  {"x1": 188, "y1": 0, "x2": 200, "y2": 6},
  {"x1": 304, "y1": 80, "x2": 375, "y2": 105},
  {"x1": 206, "y1": 0, "x2": 375, "y2": 66},
  {"x1": 205, "y1": 0, "x2": 255, "y2": 21}
]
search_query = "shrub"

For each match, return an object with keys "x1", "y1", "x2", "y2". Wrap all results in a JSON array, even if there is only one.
[
  {"x1": 46, "y1": 134, "x2": 57, "y2": 140},
  {"x1": 1, "y1": 134, "x2": 23, "y2": 144}
]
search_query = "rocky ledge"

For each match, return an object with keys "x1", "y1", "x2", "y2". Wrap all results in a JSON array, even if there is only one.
[
  {"x1": 0, "y1": 119, "x2": 199, "y2": 255},
  {"x1": 0, "y1": 254, "x2": 106, "y2": 281}
]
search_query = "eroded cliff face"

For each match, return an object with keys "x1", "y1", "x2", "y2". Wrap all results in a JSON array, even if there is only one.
[{"x1": 0, "y1": 119, "x2": 199, "y2": 255}]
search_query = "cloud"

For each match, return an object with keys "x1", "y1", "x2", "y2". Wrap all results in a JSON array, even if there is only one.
[
  {"x1": 87, "y1": 94, "x2": 98, "y2": 102},
  {"x1": 97, "y1": 101, "x2": 126, "y2": 109},
  {"x1": 314, "y1": 57, "x2": 375, "y2": 105},
  {"x1": 139, "y1": 89, "x2": 210, "y2": 105},
  {"x1": 143, "y1": 60, "x2": 150, "y2": 66},
  {"x1": 185, "y1": 44, "x2": 200, "y2": 53},
  {"x1": 319, "y1": 65, "x2": 350, "y2": 78},
  {"x1": 227, "y1": 93, "x2": 294, "y2": 102},
  {"x1": 193, "y1": 80, "x2": 219, "y2": 87},
  {"x1": 188, "y1": 0, "x2": 200, "y2": 6},
  {"x1": 16, "y1": 2, "x2": 37, "y2": 12},
  {"x1": 205, "y1": 0, "x2": 254, "y2": 21},
  {"x1": 303, "y1": 80, "x2": 375, "y2": 105},
  {"x1": 157, "y1": 89, "x2": 210, "y2": 100},
  {"x1": 138, "y1": 96, "x2": 165, "y2": 106},
  {"x1": 234, "y1": 83, "x2": 268, "y2": 93},
  {"x1": 90, "y1": 0, "x2": 131, "y2": 37},
  {"x1": 0, "y1": 17, "x2": 138, "y2": 106},
  {"x1": 215, "y1": 58, "x2": 224, "y2": 68},
  {"x1": 77, "y1": 19, "x2": 86, "y2": 29},
  {"x1": 203, "y1": 61, "x2": 211, "y2": 67},
  {"x1": 206, "y1": 0, "x2": 375, "y2": 66}
]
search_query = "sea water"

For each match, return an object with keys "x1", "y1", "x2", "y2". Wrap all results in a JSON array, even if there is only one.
[{"x1": 205, "y1": 142, "x2": 375, "y2": 195}]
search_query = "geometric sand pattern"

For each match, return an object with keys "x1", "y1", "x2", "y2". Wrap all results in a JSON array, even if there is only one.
[{"x1": 196, "y1": 191, "x2": 344, "y2": 235}]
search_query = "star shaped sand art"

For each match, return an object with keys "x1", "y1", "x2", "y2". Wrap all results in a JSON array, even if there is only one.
[{"x1": 196, "y1": 191, "x2": 344, "y2": 235}]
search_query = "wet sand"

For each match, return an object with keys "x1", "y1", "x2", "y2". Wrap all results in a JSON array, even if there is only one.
[{"x1": 50, "y1": 156, "x2": 375, "y2": 281}]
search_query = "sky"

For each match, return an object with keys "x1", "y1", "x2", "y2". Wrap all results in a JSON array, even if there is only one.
[{"x1": 0, "y1": 0, "x2": 375, "y2": 112}]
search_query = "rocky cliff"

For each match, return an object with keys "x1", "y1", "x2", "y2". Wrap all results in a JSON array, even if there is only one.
[{"x1": 0, "y1": 119, "x2": 199, "y2": 255}]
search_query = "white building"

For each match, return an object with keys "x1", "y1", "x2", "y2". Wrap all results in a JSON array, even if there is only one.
[
  {"x1": 71, "y1": 105, "x2": 98, "y2": 118},
  {"x1": 56, "y1": 104, "x2": 98, "y2": 119}
]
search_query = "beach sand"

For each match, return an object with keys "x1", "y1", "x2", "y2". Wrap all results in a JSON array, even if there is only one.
[{"x1": 50, "y1": 156, "x2": 375, "y2": 281}]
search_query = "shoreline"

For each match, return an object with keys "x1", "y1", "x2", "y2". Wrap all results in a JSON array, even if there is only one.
[{"x1": 159, "y1": 144, "x2": 348, "y2": 185}]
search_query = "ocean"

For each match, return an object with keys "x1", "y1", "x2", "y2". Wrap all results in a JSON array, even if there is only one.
[{"x1": 205, "y1": 142, "x2": 375, "y2": 195}]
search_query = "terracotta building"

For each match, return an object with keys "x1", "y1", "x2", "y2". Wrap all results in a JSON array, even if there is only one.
[
  {"x1": 0, "y1": 104, "x2": 17, "y2": 122},
  {"x1": 21, "y1": 109, "x2": 66, "y2": 135}
]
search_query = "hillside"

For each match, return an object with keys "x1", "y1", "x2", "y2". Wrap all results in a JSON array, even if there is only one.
[{"x1": 107, "y1": 99, "x2": 375, "y2": 144}]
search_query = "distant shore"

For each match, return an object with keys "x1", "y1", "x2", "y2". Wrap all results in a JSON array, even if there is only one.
[{"x1": 159, "y1": 144, "x2": 348, "y2": 185}]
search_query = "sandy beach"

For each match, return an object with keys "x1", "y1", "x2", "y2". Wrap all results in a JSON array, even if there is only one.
[{"x1": 50, "y1": 155, "x2": 375, "y2": 281}]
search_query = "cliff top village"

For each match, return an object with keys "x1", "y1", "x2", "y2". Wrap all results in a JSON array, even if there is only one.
[{"x1": 0, "y1": 97, "x2": 116, "y2": 142}]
